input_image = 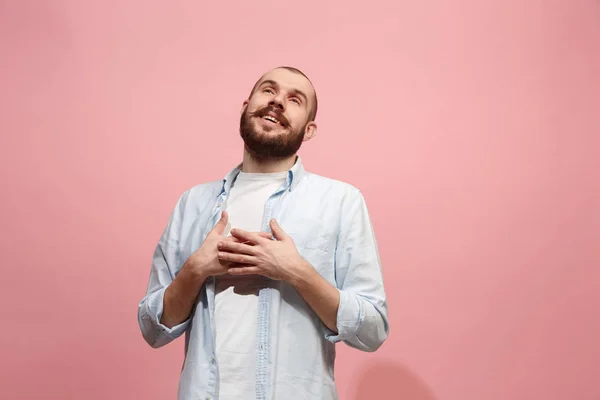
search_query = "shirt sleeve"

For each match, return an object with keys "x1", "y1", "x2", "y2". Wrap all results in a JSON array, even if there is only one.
[
  {"x1": 324, "y1": 190, "x2": 390, "y2": 352},
  {"x1": 137, "y1": 190, "x2": 191, "y2": 348}
]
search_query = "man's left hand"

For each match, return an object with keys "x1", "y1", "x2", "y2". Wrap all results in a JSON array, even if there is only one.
[{"x1": 216, "y1": 219, "x2": 310, "y2": 283}]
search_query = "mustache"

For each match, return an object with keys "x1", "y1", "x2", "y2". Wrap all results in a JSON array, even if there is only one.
[{"x1": 250, "y1": 106, "x2": 289, "y2": 127}]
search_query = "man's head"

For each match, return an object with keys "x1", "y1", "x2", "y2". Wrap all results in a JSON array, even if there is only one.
[{"x1": 239, "y1": 66, "x2": 318, "y2": 160}]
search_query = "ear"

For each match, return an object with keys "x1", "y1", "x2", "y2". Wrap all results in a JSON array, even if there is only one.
[
  {"x1": 240, "y1": 100, "x2": 249, "y2": 115},
  {"x1": 303, "y1": 122, "x2": 317, "y2": 141}
]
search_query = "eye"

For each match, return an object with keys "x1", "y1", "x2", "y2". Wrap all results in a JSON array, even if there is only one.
[
  {"x1": 290, "y1": 98, "x2": 301, "y2": 104},
  {"x1": 263, "y1": 88, "x2": 274, "y2": 94}
]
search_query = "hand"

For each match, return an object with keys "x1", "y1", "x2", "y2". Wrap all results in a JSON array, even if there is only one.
[
  {"x1": 216, "y1": 218, "x2": 310, "y2": 283},
  {"x1": 182, "y1": 210, "x2": 272, "y2": 279}
]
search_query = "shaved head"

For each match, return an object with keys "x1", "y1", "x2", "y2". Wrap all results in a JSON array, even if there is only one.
[{"x1": 248, "y1": 66, "x2": 318, "y2": 122}]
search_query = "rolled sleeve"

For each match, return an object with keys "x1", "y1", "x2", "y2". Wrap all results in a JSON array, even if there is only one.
[
  {"x1": 324, "y1": 289, "x2": 361, "y2": 342},
  {"x1": 137, "y1": 190, "x2": 191, "y2": 348},
  {"x1": 138, "y1": 286, "x2": 190, "y2": 348},
  {"x1": 325, "y1": 190, "x2": 389, "y2": 352}
]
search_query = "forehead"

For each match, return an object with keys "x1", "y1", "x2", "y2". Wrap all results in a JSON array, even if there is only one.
[{"x1": 255, "y1": 69, "x2": 315, "y2": 98}]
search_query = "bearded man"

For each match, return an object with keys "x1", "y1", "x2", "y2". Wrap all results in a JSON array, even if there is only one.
[{"x1": 138, "y1": 66, "x2": 389, "y2": 400}]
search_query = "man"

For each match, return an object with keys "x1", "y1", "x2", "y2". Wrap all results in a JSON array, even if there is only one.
[{"x1": 138, "y1": 66, "x2": 389, "y2": 400}]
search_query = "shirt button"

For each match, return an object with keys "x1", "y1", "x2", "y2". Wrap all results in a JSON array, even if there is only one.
[
  {"x1": 210, "y1": 356, "x2": 216, "y2": 364},
  {"x1": 205, "y1": 396, "x2": 211, "y2": 400}
]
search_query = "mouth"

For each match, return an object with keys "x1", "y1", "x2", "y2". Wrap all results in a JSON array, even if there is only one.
[
  {"x1": 252, "y1": 107, "x2": 287, "y2": 127},
  {"x1": 261, "y1": 114, "x2": 283, "y2": 126},
  {"x1": 265, "y1": 115, "x2": 280, "y2": 124}
]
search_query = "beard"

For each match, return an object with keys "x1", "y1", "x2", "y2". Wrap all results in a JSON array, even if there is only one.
[{"x1": 239, "y1": 105, "x2": 306, "y2": 160}]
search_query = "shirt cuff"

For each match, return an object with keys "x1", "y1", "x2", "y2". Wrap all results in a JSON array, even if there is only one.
[
  {"x1": 145, "y1": 287, "x2": 190, "y2": 337},
  {"x1": 324, "y1": 289, "x2": 361, "y2": 343}
]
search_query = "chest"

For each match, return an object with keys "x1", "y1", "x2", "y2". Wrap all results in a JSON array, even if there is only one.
[{"x1": 178, "y1": 189, "x2": 341, "y2": 283}]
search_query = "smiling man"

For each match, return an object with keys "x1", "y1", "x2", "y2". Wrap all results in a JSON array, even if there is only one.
[{"x1": 138, "y1": 66, "x2": 389, "y2": 400}]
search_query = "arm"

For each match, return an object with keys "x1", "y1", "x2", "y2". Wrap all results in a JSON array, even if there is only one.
[
  {"x1": 221, "y1": 190, "x2": 389, "y2": 352},
  {"x1": 160, "y1": 266, "x2": 207, "y2": 328},
  {"x1": 137, "y1": 191, "x2": 192, "y2": 349},
  {"x1": 289, "y1": 262, "x2": 341, "y2": 334},
  {"x1": 219, "y1": 224, "x2": 341, "y2": 334},
  {"x1": 323, "y1": 190, "x2": 389, "y2": 352},
  {"x1": 139, "y1": 205, "x2": 263, "y2": 347}
]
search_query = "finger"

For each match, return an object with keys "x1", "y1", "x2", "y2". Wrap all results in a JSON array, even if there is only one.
[
  {"x1": 228, "y1": 266, "x2": 262, "y2": 276},
  {"x1": 224, "y1": 232, "x2": 272, "y2": 244},
  {"x1": 269, "y1": 219, "x2": 289, "y2": 241},
  {"x1": 218, "y1": 251, "x2": 257, "y2": 265},
  {"x1": 235, "y1": 231, "x2": 273, "y2": 241},
  {"x1": 230, "y1": 228, "x2": 269, "y2": 245},
  {"x1": 223, "y1": 236, "x2": 246, "y2": 244},
  {"x1": 217, "y1": 241, "x2": 257, "y2": 256},
  {"x1": 258, "y1": 232, "x2": 273, "y2": 239},
  {"x1": 223, "y1": 262, "x2": 247, "y2": 269},
  {"x1": 212, "y1": 211, "x2": 229, "y2": 235}
]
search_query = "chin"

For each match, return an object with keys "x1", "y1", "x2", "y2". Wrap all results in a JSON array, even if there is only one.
[{"x1": 256, "y1": 121, "x2": 287, "y2": 135}]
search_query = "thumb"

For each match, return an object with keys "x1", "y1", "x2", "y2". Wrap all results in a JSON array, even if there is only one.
[
  {"x1": 213, "y1": 210, "x2": 229, "y2": 235},
  {"x1": 270, "y1": 219, "x2": 288, "y2": 241}
]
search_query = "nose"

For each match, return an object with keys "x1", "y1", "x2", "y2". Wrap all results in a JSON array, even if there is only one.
[{"x1": 269, "y1": 93, "x2": 285, "y2": 111}]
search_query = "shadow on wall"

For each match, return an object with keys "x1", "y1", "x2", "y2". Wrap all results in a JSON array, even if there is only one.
[{"x1": 352, "y1": 361, "x2": 438, "y2": 400}]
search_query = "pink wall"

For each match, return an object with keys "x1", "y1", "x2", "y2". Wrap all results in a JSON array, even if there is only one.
[{"x1": 1, "y1": 1, "x2": 599, "y2": 399}]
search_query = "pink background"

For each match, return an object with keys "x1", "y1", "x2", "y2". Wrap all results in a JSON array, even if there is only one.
[{"x1": 1, "y1": 1, "x2": 599, "y2": 399}]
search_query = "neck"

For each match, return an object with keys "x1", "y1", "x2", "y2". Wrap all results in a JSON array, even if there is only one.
[{"x1": 241, "y1": 148, "x2": 297, "y2": 173}]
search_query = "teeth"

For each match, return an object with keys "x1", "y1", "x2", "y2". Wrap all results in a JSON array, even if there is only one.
[{"x1": 264, "y1": 115, "x2": 280, "y2": 124}]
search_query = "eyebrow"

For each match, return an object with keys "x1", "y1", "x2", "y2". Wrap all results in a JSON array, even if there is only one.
[{"x1": 259, "y1": 80, "x2": 308, "y2": 104}]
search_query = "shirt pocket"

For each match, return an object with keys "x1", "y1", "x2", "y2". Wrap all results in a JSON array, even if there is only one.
[
  {"x1": 284, "y1": 217, "x2": 334, "y2": 281},
  {"x1": 283, "y1": 216, "x2": 331, "y2": 251}
]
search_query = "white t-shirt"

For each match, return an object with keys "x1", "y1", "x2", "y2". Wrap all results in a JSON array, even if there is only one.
[{"x1": 214, "y1": 170, "x2": 287, "y2": 399}]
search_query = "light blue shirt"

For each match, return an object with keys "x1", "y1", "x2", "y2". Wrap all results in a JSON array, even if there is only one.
[{"x1": 138, "y1": 157, "x2": 389, "y2": 400}]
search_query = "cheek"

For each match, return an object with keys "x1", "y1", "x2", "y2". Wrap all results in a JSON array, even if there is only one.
[
  {"x1": 246, "y1": 98, "x2": 263, "y2": 113},
  {"x1": 287, "y1": 109, "x2": 305, "y2": 126},
  {"x1": 290, "y1": 116, "x2": 308, "y2": 132},
  {"x1": 247, "y1": 104, "x2": 260, "y2": 115},
  {"x1": 251, "y1": 95, "x2": 270, "y2": 108}
]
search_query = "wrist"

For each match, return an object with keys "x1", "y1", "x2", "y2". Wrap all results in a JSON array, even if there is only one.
[
  {"x1": 180, "y1": 261, "x2": 209, "y2": 286},
  {"x1": 288, "y1": 258, "x2": 317, "y2": 289}
]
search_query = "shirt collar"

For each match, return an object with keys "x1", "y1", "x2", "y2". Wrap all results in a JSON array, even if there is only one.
[{"x1": 220, "y1": 155, "x2": 306, "y2": 195}]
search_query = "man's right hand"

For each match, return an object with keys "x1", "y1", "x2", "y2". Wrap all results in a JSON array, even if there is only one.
[
  {"x1": 161, "y1": 210, "x2": 272, "y2": 328},
  {"x1": 181, "y1": 210, "x2": 272, "y2": 279}
]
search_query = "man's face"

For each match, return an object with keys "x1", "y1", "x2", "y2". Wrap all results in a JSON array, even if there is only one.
[{"x1": 240, "y1": 68, "x2": 317, "y2": 160}]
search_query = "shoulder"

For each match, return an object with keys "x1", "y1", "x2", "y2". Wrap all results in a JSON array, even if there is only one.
[
  {"x1": 172, "y1": 179, "x2": 223, "y2": 209},
  {"x1": 300, "y1": 172, "x2": 369, "y2": 216},
  {"x1": 303, "y1": 171, "x2": 363, "y2": 198},
  {"x1": 187, "y1": 179, "x2": 223, "y2": 197}
]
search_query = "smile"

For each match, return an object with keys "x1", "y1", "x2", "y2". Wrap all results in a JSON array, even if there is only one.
[{"x1": 263, "y1": 115, "x2": 282, "y2": 125}]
